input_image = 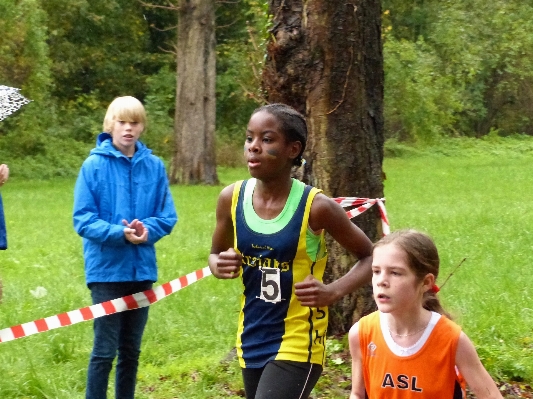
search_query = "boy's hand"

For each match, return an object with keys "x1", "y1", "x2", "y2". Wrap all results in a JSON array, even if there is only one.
[
  {"x1": 122, "y1": 219, "x2": 148, "y2": 244},
  {"x1": 123, "y1": 219, "x2": 145, "y2": 236},
  {"x1": 213, "y1": 248, "x2": 242, "y2": 279}
]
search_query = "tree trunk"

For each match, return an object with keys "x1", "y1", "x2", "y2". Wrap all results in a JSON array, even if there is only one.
[
  {"x1": 169, "y1": 0, "x2": 218, "y2": 185},
  {"x1": 263, "y1": 0, "x2": 384, "y2": 335}
]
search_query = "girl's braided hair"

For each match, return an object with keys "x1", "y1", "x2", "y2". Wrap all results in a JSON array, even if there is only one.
[{"x1": 252, "y1": 103, "x2": 307, "y2": 167}]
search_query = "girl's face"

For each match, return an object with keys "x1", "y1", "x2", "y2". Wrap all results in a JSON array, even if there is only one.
[
  {"x1": 244, "y1": 111, "x2": 301, "y2": 180},
  {"x1": 371, "y1": 243, "x2": 433, "y2": 314}
]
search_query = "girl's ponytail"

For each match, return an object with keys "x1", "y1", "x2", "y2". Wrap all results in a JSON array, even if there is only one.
[{"x1": 423, "y1": 291, "x2": 452, "y2": 319}]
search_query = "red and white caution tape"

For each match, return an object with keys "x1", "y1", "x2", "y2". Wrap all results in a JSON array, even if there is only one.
[
  {"x1": 0, "y1": 266, "x2": 212, "y2": 344},
  {"x1": 0, "y1": 196, "x2": 390, "y2": 344},
  {"x1": 333, "y1": 197, "x2": 390, "y2": 236}
]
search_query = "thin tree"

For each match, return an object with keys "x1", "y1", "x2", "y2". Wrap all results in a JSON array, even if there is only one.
[
  {"x1": 141, "y1": 0, "x2": 218, "y2": 185},
  {"x1": 262, "y1": 0, "x2": 384, "y2": 335}
]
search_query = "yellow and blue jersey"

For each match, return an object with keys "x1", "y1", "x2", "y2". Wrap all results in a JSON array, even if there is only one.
[{"x1": 231, "y1": 178, "x2": 329, "y2": 368}]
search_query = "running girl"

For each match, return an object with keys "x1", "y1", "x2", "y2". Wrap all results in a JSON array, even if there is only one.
[
  {"x1": 349, "y1": 229, "x2": 502, "y2": 399},
  {"x1": 209, "y1": 103, "x2": 374, "y2": 399}
]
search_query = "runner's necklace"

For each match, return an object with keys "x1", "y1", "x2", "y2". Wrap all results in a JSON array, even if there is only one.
[
  {"x1": 388, "y1": 323, "x2": 428, "y2": 337},
  {"x1": 386, "y1": 320, "x2": 431, "y2": 355}
]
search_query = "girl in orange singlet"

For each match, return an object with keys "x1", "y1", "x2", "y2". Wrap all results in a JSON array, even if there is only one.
[{"x1": 349, "y1": 229, "x2": 502, "y2": 399}]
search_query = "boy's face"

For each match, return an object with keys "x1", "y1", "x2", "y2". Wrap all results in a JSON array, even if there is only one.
[{"x1": 111, "y1": 119, "x2": 144, "y2": 157}]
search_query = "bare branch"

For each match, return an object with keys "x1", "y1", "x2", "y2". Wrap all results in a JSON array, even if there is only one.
[
  {"x1": 440, "y1": 258, "x2": 467, "y2": 290},
  {"x1": 216, "y1": 18, "x2": 240, "y2": 30},
  {"x1": 158, "y1": 45, "x2": 178, "y2": 56},
  {"x1": 150, "y1": 23, "x2": 179, "y2": 32},
  {"x1": 238, "y1": 82, "x2": 266, "y2": 105},
  {"x1": 138, "y1": 0, "x2": 181, "y2": 11},
  {"x1": 246, "y1": 24, "x2": 260, "y2": 54}
]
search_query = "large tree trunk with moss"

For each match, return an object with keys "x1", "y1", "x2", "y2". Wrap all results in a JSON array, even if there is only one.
[
  {"x1": 169, "y1": 0, "x2": 218, "y2": 185},
  {"x1": 263, "y1": 0, "x2": 384, "y2": 335}
]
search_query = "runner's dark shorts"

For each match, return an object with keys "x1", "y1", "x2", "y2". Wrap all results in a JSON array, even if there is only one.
[{"x1": 241, "y1": 360, "x2": 323, "y2": 399}]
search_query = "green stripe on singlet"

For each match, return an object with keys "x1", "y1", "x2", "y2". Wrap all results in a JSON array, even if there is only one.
[{"x1": 243, "y1": 178, "x2": 325, "y2": 261}]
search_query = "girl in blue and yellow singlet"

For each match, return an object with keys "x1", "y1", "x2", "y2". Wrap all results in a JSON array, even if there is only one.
[
  {"x1": 208, "y1": 104, "x2": 373, "y2": 399},
  {"x1": 349, "y1": 230, "x2": 502, "y2": 399}
]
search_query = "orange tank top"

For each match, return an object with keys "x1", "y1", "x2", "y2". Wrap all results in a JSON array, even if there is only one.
[{"x1": 358, "y1": 311, "x2": 465, "y2": 399}]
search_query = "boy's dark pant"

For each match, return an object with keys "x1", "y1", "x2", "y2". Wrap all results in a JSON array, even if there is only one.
[{"x1": 86, "y1": 281, "x2": 152, "y2": 399}]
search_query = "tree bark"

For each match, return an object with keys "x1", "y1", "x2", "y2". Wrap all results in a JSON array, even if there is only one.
[
  {"x1": 169, "y1": 0, "x2": 218, "y2": 185},
  {"x1": 263, "y1": 0, "x2": 384, "y2": 335}
]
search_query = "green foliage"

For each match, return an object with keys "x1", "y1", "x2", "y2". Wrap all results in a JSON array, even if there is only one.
[
  {"x1": 6, "y1": 0, "x2": 533, "y2": 175},
  {"x1": 0, "y1": 0, "x2": 54, "y2": 147},
  {"x1": 0, "y1": 135, "x2": 91, "y2": 179},
  {"x1": 143, "y1": 65, "x2": 176, "y2": 159},
  {"x1": 56, "y1": 91, "x2": 105, "y2": 143},
  {"x1": 0, "y1": 0, "x2": 51, "y2": 99},
  {"x1": 384, "y1": 37, "x2": 461, "y2": 142},
  {"x1": 381, "y1": 0, "x2": 438, "y2": 42},
  {"x1": 428, "y1": 1, "x2": 533, "y2": 136},
  {"x1": 383, "y1": 0, "x2": 533, "y2": 139},
  {"x1": 41, "y1": 0, "x2": 164, "y2": 104},
  {"x1": 215, "y1": 0, "x2": 269, "y2": 143}
]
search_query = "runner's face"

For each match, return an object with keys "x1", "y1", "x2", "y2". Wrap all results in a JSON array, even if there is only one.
[
  {"x1": 244, "y1": 111, "x2": 300, "y2": 180},
  {"x1": 372, "y1": 244, "x2": 427, "y2": 314}
]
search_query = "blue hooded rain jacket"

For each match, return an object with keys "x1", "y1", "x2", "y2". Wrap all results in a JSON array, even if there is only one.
[{"x1": 73, "y1": 133, "x2": 177, "y2": 284}]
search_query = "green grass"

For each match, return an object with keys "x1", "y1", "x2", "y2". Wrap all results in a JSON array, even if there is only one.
[
  {"x1": 0, "y1": 167, "x2": 248, "y2": 399},
  {"x1": 383, "y1": 142, "x2": 533, "y2": 383},
  {"x1": 0, "y1": 138, "x2": 532, "y2": 398}
]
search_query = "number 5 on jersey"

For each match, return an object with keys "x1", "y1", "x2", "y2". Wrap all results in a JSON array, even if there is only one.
[{"x1": 259, "y1": 267, "x2": 282, "y2": 303}]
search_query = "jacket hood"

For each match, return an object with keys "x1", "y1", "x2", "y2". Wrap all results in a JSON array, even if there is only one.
[
  {"x1": 90, "y1": 132, "x2": 151, "y2": 159},
  {"x1": 96, "y1": 132, "x2": 112, "y2": 147}
]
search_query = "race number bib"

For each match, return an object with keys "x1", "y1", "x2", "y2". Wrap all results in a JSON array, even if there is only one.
[{"x1": 258, "y1": 267, "x2": 281, "y2": 303}]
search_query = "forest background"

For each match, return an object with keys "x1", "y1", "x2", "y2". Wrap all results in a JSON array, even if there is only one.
[
  {"x1": 1, "y1": 0, "x2": 533, "y2": 397},
  {"x1": 2, "y1": 0, "x2": 533, "y2": 177}
]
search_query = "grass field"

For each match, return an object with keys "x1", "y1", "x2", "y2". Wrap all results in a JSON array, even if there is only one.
[{"x1": 0, "y1": 137, "x2": 532, "y2": 398}]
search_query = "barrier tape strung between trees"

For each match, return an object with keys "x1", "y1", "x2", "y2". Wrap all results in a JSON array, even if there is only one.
[
  {"x1": 333, "y1": 197, "x2": 390, "y2": 235},
  {"x1": 0, "y1": 267, "x2": 212, "y2": 344},
  {"x1": 0, "y1": 197, "x2": 388, "y2": 344}
]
